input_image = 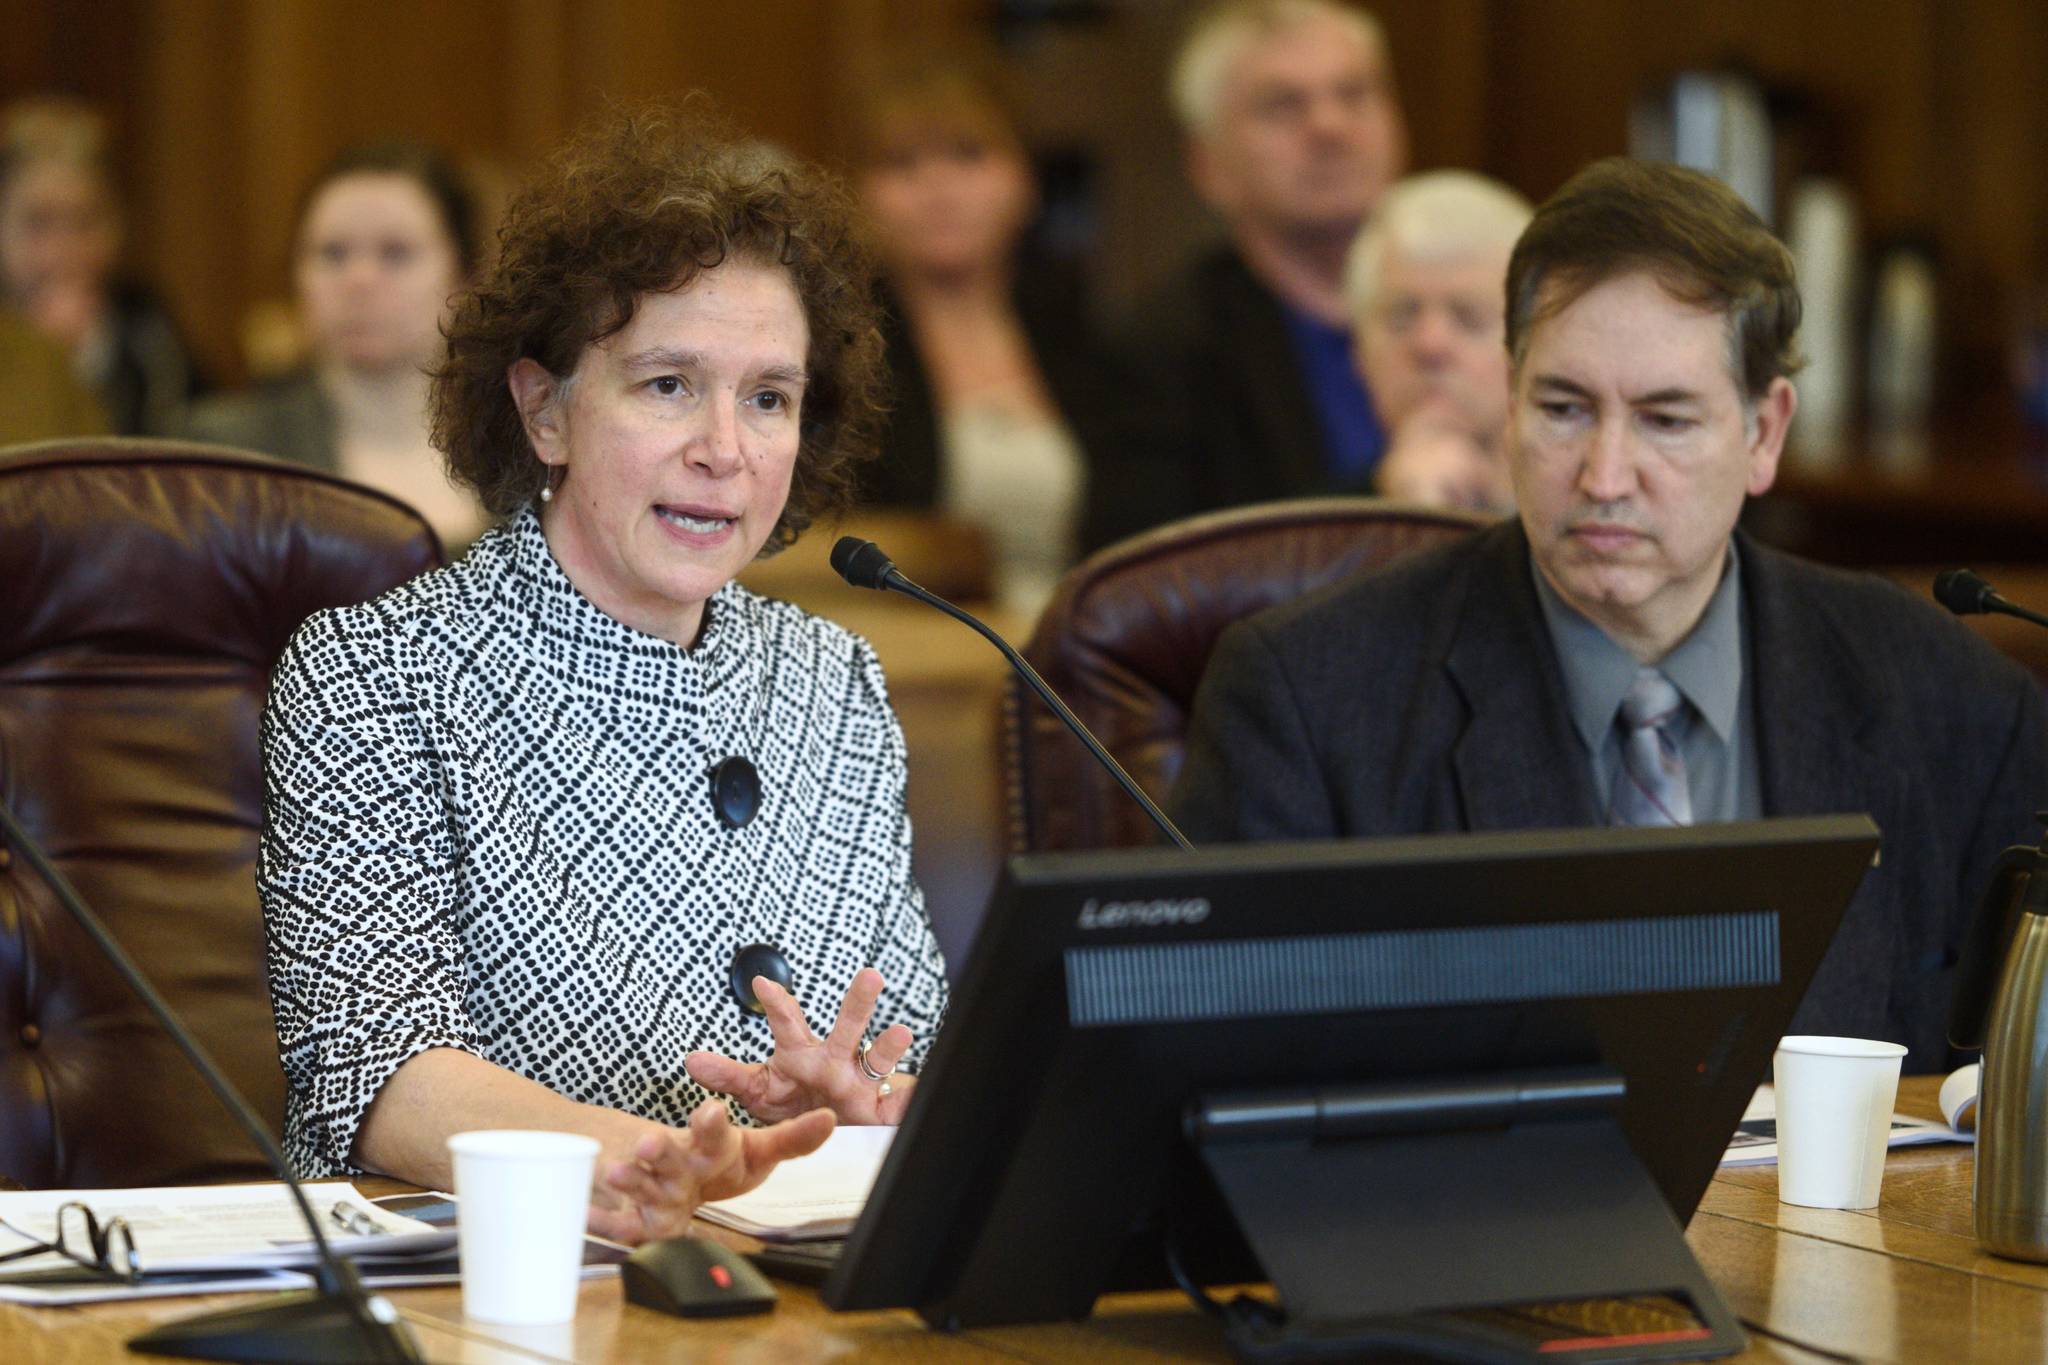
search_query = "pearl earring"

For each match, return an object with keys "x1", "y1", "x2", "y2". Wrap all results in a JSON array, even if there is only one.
[{"x1": 541, "y1": 466, "x2": 560, "y2": 503}]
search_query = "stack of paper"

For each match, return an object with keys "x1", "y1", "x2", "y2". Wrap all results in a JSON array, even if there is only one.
[
  {"x1": 0, "y1": 1182, "x2": 446, "y2": 1305},
  {"x1": 1720, "y1": 1084, "x2": 1971, "y2": 1167},
  {"x1": 695, "y1": 1125, "x2": 894, "y2": 1242}
]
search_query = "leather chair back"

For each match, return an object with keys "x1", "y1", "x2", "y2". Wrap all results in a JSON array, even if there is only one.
[
  {"x1": 1006, "y1": 499, "x2": 1489, "y2": 853},
  {"x1": 0, "y1": 439, "x2": 442, "y2": 1187}
]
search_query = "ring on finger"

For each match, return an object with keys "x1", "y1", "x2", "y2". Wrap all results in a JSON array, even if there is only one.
[{"x1": 857, "y1": 1040, "x2": 893, "y2": 1085}]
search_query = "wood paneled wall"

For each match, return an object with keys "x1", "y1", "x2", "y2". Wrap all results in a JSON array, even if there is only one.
[
  {"x1": 4, "y1": 0, "x2": 2042, "y2": 412},
  {"x1": 1006, "y1": 0, "x2": 2044, "y2": 413},
  {"x1": 1463, "y1": 0, "x2": 2044, "y2": 409},
  {"x1": 3, "y1": 0, "x2": 978, "y2": 383}
]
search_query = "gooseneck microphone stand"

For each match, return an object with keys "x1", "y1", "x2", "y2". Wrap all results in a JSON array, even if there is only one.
[
  {"x1": 829, "y1": 536, "x2": 1193, "y2": 851},
  {"x1": 1935, "y1": 567, "x2": 2048, "y2": 630},
  {"x1": 0, "y1": 799, "x2": 421, "y2": 1363}
]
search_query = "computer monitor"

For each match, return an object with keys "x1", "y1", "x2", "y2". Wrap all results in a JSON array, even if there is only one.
[{"x1": 824, "y1": 816, "x2": 1880, "y2": 1361}]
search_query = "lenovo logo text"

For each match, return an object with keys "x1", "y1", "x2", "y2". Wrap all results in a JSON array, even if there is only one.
[{"x1": 1076, "y1": 897, "x2": 1212, "y2": 930}]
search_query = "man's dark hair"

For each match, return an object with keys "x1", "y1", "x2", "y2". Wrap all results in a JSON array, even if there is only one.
[{"x1": 1504, "y1": 157, "x2": 1802, "y2": 401}]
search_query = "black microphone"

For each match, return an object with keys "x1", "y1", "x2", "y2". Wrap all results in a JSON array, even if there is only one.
[
  {"x1": 830, "y1": 536, "x2": 899, "y2": 591},
  {"x1": 1934, "y1": 569, "x2": 2048, "y2": 630},
  {"x1": 0, "y1": 800, "x2": 421, "y2": 1364},
  {"x1": 831, "y1": 536, "x2": 1194, "y2": 851}
]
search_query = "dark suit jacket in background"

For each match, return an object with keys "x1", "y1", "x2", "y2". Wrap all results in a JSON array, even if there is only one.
[
  {"x1": 1086, "y1": 243, "x2": 1369, "y2": 552},
  {"x1": 1171, "y1": 520, "x2": 2048, "y2": 1071},
  {"x1": 862, "y1": 257, "x2": 1120, "y2": 512},
  {"x1": 97, "y1": 281, "x2": 210, "y2": 438}
]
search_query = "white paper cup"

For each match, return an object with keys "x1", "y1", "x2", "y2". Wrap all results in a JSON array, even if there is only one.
[
  {"x1": 1773, "y1": 1036, "x2": 1908, "y2": 1209},
  {"x1": 447, "y1": 1129, "x2": 599, "y2": 1323}
]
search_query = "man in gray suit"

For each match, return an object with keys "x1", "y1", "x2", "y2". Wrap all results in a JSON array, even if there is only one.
[{"x1": 1172, "y1": 157, "x2": 2048, "y2": 1070}]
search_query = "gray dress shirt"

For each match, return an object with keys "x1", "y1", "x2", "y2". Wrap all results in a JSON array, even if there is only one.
[{"x1": 1531, "y1": 542, "x2": 1763, "y2": 823}]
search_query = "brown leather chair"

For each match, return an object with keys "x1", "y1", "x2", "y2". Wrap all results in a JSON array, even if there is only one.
[
  {"x1": 1005, "y1": 498, "x2": 1491, "y2": 855},
  {"x1": 0, "y1": 439, "x2": 441, "y2": 1188}
]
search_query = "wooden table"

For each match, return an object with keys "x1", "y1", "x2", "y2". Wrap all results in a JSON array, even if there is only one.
[
  {"x1": 1689, "y1": 1074, "x2": 2048, "y2": 1364},
  {"x1": 5, "y1": 1076, "x2": 2035, "y2": 1363}
]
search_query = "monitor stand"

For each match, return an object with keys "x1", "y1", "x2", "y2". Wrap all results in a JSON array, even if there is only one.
[{"x1": 1186, "y1": 1067, "x2": 1745, "y2": 1364}]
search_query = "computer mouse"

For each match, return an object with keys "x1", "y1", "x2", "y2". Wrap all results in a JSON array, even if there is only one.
[{"x1": 621, "y1": 1234, "x2": 778, "y2": 1318}]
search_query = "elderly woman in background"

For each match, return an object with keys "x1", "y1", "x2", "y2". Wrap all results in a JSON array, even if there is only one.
[
  {"x1": 188, "y1": 142, "x2": 489, "y2": 552},
  {"x1": 1346, "y1": 170, "x2": 1532, "y2": 515},
  {"x1": 0, "y1": 98, "x2": 205, "y2": 436},
  {"x1": 259, "y1": 105, "x2": 947, "y2": 1242},
  {"x1": 855, "y1": 53, "x2": 1115, "y2": 616}
]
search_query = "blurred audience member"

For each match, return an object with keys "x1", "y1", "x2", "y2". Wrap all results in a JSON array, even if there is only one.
[
  {"x1": 855, "y1": 54, "x2": 1116, "y2": 615},
  {"x1": 0, "y1": 305, "x2": 106, "y2": 443},
  {"x1": 1347, "y1": 171, "x2": 1530, "y2": 515},
  {"x1": 1090, "y1": 0, "x2": 1406, "y2": 549},
  {"x1": 188, "y1": 142, "x2": 487, "y2": 552},
  {"x1": 0, "y1": 98, "x2": 205, "y2": 436}
]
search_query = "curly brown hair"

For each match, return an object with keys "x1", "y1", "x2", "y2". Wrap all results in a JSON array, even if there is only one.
[{"x1": 432, "y1": 101, "x2": 886, "y2": 552}]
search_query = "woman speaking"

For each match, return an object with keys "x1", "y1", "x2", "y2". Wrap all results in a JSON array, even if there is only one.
[{"x1": 258, "y1": 105, "x2": 947, "y2": 1244}]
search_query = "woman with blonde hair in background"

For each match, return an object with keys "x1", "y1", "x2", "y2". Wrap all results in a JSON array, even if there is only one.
[
  {"x1": 855, "y1": 52, "x2": 1117, "y2": 615},
  {"x1": 0, "y1": 97, "x2": 205, "y2": 436}
]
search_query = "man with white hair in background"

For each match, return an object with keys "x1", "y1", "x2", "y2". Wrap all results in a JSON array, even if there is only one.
[
  {"x1": 1348, "y1": 170, "x2": 1532, "y2": 516},
  {"x1": 1086, "y1": 0, "x2": 1407, "y2": 549}
]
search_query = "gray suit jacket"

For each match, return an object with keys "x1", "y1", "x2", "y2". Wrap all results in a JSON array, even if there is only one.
[{"x1": 1171, "y1": 520, "x2": 2048, "y2": 1070}]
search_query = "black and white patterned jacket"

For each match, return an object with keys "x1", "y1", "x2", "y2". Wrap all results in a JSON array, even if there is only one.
[{"x1": 259, "y1": 508, "x2": 948, "y2": 1176}]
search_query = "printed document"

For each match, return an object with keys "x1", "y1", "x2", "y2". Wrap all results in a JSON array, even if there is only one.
[
  {"x1": 1720, "y1": 1084, "x2": 1969, "y2": 1166},
  {"x1": 695, "y1": 1125, "x2": 895, "y2": 1241},
  {"x1": 0, "y1": 1180, "x2": 444, "y2": 1293}
]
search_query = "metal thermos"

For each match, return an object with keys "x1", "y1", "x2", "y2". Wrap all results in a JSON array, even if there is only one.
[{"x1": 1952, "y1": 821, "x2": 2048, "y2": 1261}]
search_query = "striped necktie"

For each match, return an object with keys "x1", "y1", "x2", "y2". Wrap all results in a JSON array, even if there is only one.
[{"x1": 1610, "y1": 667, "x2": 1693, "y2": 827}]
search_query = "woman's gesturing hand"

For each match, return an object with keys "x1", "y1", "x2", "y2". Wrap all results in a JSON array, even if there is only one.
[
  {"x1": 586, "y1": 1099, "x2": 833, "y2": 1245},
  {"x1": 685, "y1": 967, "x2": 918, "y2": 1125}
]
